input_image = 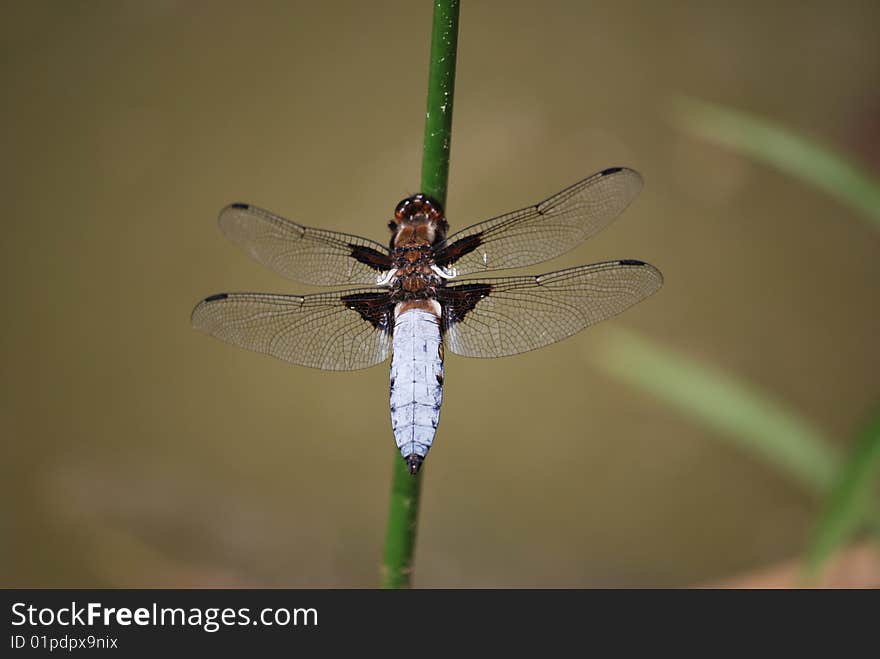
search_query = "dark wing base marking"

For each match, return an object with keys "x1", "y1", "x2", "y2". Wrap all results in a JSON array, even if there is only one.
[
  {"x1": 349, "y1": 245, "x2": 393, "y2": 272},
  {"x1": 438, "y1": 282, "x2": 491, "y2": 331},
  {"x1": 437, "y1": 260, "x2": 663, "y2": 358},
  {"x1": 341, "y1": 292, "x2": 394, "y2": 330},
  {"x1": 435, "y1": 233, "x2": 484, "y2": 268}
]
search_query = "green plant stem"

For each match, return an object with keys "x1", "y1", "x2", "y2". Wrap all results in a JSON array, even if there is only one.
[
  {"x1": 420, "y1": 1, "x2": 459, "y2": 205},
  {"x1": 381, "y1": 0, "x2": 459, "y2": 590},
  {"x1": 381, "y1": 458, "x2": 424, "y2": 589}
]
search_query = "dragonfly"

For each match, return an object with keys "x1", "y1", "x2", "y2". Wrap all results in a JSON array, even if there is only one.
[{"x1": 192, "y1": 167, "x2": 663, "y2": 474}]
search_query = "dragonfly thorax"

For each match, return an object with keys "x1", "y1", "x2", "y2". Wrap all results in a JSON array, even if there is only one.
[{"x1": 388, "y1": 244, "x2": 444, "y2": 299}]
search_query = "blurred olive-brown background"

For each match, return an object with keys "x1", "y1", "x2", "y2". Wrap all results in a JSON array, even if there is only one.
[{"x1": 3, "y1": 1, "x2": 878, "y2": 587}]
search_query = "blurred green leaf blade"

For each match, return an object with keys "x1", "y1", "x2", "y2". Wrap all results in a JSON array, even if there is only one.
[
  {"x1": 591, "y1": 328, "x2": 838, "y2": 493},
  {"x1": 804, "y1": 408, "x2": 880, "y2": 578},
  {"x1": 673, "y1": 96, "x2": 880, "y2": 227}
]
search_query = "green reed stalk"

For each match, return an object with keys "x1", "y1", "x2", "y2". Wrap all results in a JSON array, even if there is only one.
[{"x1": 381, "y1": 0, "x2": 460, "y2": 589}]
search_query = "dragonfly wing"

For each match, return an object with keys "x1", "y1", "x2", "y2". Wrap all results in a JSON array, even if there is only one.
[
  {"x1": 435, "y1": 167, "x2": 643, "y2": 275},
  {"x1": 218, "y1": 203, "x2": 392, "y2": 286},
  {"x1": 192, "y1": 289, "x2": 393, "y2": 371},
  {"x1": 437, "y1": 260, "x2": 662, "y2": 358}
]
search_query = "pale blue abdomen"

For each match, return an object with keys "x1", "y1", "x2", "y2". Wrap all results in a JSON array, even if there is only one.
[{"x1": 389, "y1": 307, "x2": 444, "y2": 473}]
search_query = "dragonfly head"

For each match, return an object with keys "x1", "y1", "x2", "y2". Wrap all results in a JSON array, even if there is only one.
[
  {"x1": 391, "y1": 194, "x2": 448, "y2": 248},
  {"x1": 394, "y1": 193, "x2": 444, "y2": 221}
]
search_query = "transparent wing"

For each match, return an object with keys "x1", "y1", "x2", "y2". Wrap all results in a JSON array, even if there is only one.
[
  {"x1": 438, "y1": 260, "x2": 663, "y2": 358},
  {"x1": 218, "y1": 203, "x2": 392, "y2": 286},
  {"x1": 435, "y1": 167, "x2": 643, "y2": 275},
  {"x1": 191, "y1": 289, "x2": 393, "y2": 371}
]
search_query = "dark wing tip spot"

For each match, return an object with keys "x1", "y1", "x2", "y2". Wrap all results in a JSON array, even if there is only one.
[
  {"x1": 618, "y1": 259, "x2": 646, "y2": 266},
  {"x1": 203, "y1": 293, "x2": 229, "y2": 302},
  {"x1": 230, "y1": 202, "x2": 249, "y2": 210},
  {"x1": 601, "y1": 166, "x2": 624, "y2": 176}
]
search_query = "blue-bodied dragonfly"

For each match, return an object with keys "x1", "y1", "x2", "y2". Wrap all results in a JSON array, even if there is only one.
[{"x1": 192, "y1": 167, "x2": 663, "y2": 473}]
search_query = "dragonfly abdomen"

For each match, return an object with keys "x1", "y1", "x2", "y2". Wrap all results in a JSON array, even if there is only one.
[{"x1": 389, "y1": 305, "x2": 444, "y2": 474}]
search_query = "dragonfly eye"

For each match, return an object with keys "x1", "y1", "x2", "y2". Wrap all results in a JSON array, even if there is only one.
[{"x1": 394, "y1": 194, "x2": 445, "y2": 222}]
